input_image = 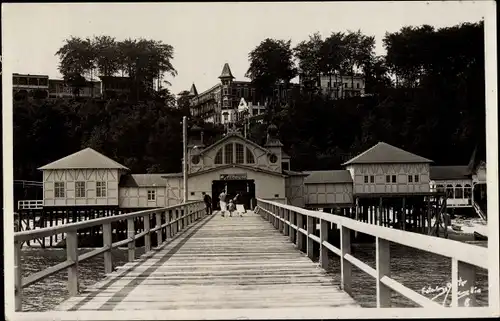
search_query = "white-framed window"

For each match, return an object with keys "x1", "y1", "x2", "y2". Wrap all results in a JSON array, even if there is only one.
[
  {"x1": 370, "y1": 175, "x2": 375, "y2": 183},
  {"x1": 392, "y1": 175, "x2": 397, "y2": 183},
  {"x1": 414, "y1": 175, "x2": 419, "y2": 183},
  {"x1": 148, "y1": 189, "x2": 156, "y2": 201},
  {"x1": 224, "y1": 143, "x2": 233, "y2": 164},
  {"x1": 96, "y1": 181, "x2": 107, "y2": 197},
  {"x1": 386, "y1": 175, "x2": 390, "y2": 183},
  {"x1": 364, "y1": 175, "x2": 369, "y2": 183},
  {"x1": 75, "y1": 181, "x2": 86, "y2": 198},
  {"x1": 235, "y1": 143, "x2": 244, "y2": 164},
  {"x1": 408, "y1": 175, "x2": 413, "y2": 183},
  {"x1": 54, "y1": 182, "x2": 65, "y2": 198}
]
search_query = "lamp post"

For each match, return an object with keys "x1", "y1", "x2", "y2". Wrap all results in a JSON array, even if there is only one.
[{"x1": 182, "y1": 116, "x2": 188, "y2": 203}]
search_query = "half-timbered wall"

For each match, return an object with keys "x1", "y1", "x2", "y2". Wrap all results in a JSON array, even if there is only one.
[
  {"x1": 188, "y1": 136, "x2": 281, "y2": 175},
  {"x1": 345, "y1": 163, "x2": 430, "y2": 195},
  {"x1": 304, "y1": 183, "x2": 353, "y2": 207},
  {"x1": 285, "y1": 176, "x2": 305, "y2": 207},
  {"x1": 119, "y1": 187, "x2": 166, "y2": 208},
  {"x1": 42, "y1": 169, "x2": 124, "y2": 206},
  {"x1": 165, "y1": 177, "x2": 184, "y2": 206}
]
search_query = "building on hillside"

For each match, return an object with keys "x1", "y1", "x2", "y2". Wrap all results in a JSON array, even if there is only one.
[
  {"x1": 13, "y1": 73, "x2": 102, "y2": 98},
  {"x1": 299, "y1": 73, "x2": 366, "y2": 99},
  {"x1": 21, "y1": 125, "x2": 487, "y2": 224},
  {"x1": 13, "y1": 73, "x2": 49, "y2": 97},
  {"x1": 188, "y1": 63, "x2": 298, "y2": 125},
  {"x1": 48, "y1": 79, "x2": 101, "y2": 98}
]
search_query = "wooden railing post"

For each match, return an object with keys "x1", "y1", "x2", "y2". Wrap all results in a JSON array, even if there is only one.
[
  {"x1": 279, "y1": 207, "x2": 284, "y2": 233},
  {"x1": 289, "y1": 211, "x2": 295, "y2": 243},
  {"x1": 14, "y1": 241, "x2": 22, "y2": 312},
  {"x1": 306, "y1": 215, "x2": 314, "y2": 259},
  {"x1": 183, "y1": 206, "x2": 187, "y2": 228},
  {"x1": 284, "y1": 209, "x2": 290, "y2": 237},
  {"x1": 340, "y1": 225, "x2": 352, "y2": 295},
  {"x1": 127, "y1": 218, "x2": 135, "y2": 262},
  {"x1": 167, "y1": 210, "x2": 172, "y2": 239},
  {"x1": 320, "y1": 219, "x2": 329, "y2": 269},
  {"x1": 452, "y1": 259, "x2": 477, "y2": 307},
  {"x1": 319, "y1": 220, "x2": 330, "y2": 270},
  {"x1": 103, "y1": 223, "x2": 113, "y2": 274},
  {"x1": 143, "y1": 213, "x2": 151, "y2": 253},
  {"x1": 175, "y1": 208, "x2": 181, "y2": 234},
  {"x1": 66, "y1": 230, "x2": 79, "y2": 296},
  {"x1": 156, "y1": 211, "x2": 163, "y2": 245},
  {"x1": 296, "y1": 213, "x2": 303, "y2": 250},
  {"x1": 376, "y1": 237, "x2": 391, "y2": 307}
]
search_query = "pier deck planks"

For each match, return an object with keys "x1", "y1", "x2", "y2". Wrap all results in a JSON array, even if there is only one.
[{"x1": 56, "y1": 211, "x2": 359, "y2": 311}]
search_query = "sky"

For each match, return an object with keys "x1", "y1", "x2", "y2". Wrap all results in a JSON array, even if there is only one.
[{"x1": 2, "y1": 1, "x2": 489, "y2": 96}]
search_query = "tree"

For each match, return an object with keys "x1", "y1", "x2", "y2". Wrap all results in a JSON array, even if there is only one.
[
  {"x1": 246, "y1": 38, "x2": 297, "y2": 111},
  {"x1": 293, "y1": 33, "x2": 324, "y2": 93},
  {"x1": 55, "y1": 36, "x2": 178, "y2": 100}
]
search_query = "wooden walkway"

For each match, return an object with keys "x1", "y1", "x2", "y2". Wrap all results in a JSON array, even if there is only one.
[{"x1": 56, "y1": 211, "x2": 359, "y2": 311}]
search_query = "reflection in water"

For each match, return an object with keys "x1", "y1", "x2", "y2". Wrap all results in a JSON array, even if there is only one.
[{"x1": 19, "y1": 242, "x2": 487, "y2": 311}]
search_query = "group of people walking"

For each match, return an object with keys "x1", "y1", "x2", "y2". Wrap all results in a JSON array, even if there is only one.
[{"x1": 202, "y1": 190, "x2": 245, "y2": 217}]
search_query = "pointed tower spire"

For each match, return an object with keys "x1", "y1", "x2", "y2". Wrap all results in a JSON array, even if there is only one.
[
  {"x1": 189, "y1": 83, "x2": 198, "y2": 96},
  {"x1": 219, "y1": 63, "x2": 234, "y2": 79}
]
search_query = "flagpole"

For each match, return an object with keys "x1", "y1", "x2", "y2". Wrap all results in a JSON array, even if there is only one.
[{"x1": 183, "y1": 116, "x2": 188, "y2": 203}]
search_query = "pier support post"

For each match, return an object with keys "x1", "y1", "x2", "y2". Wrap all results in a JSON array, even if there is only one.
[
  {"x1": 127, "y1": 218, "x2": 135, "y2": 262},
  {"x1": 452, "y1": 259, "x2": 477, "y2": 307},
  {"x1": 66, "y1": 231, "x2": 79, "y2": 296},
  {"x1": 376, "y1": 237, "x2": 391, "y2": 307},
  {"x1": 340, "y1": 225, "x2": 352, "y2": 295},
  {"x1": 103, "y1": 223, "x2": 113, "y2": 274},
  {"x1": 144, "y1": 213, "x2": 151, "y2": 252},
  {"x1": 14, "y1": 241, "x2": 22, "y2": 312},
  {"x1": 306, "y1": 215, "x2": 314, "y2": 259},
  {"x1": 320, "y1": 220, "x2": 329, "y2": 269}
]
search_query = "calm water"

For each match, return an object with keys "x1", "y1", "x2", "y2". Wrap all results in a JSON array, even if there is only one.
[{"x1": 19, "y1": 242, "x2": 488, "y2": 311}]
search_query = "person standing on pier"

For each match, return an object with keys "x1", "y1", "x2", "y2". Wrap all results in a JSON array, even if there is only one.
[
  {"x1": 219, "y1": 190, "x2": 228, "y2": 217},
  {"x1": 202, "y1": 192, "x2": 212, "y2": 215}
]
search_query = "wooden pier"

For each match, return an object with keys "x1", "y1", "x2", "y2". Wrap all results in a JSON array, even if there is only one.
[
  {"x1": 12, "y1": 199, "x2": 490, "y2": 318},
  {"x1": 56, "y1": 212, "x2": 358, "y2": 311}
]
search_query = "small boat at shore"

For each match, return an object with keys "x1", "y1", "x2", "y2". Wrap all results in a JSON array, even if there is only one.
[{"x1": 474, "y1": 231, "x2": 488, "y2": 241}]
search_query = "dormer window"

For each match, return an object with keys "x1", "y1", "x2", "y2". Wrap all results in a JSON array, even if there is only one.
[{"x1": 269, "y1": 154, "x2": 278, "y2": 164}]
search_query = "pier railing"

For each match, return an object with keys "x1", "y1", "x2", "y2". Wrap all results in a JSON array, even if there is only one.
[
  {"x1": 13, "y1": 201, "x2": 206, "y2": 312},
  {"x1": 256, "y1": 198, "x2": 489, "y2": 308}
]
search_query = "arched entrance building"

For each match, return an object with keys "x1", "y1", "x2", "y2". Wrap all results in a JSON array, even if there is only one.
[{"x1": 183, "y1": 124, "x2": 299, "y2": 210}]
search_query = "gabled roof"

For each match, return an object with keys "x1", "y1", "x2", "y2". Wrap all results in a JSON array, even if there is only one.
[
  {"x1": 188, "y1": 164, "x2": 285, "y2": 178},
  {"x1": 304, "y1": 170, "x2": 353, "y2": 184},
  {"x1": 198, "y1": 132, "x2": 270, "y2": 156},
  {"x1": 342, "y1": 142, "x2": 432, "y2": 166},
  {"x1": 119, "y1": 174, "x2": 169, "y2": 187},
  {"x1": 189, "y1": 83, "x2": 198, "y2": 96},
  {"x1": 283, "y1": 169, "x2": 309, "y2": 176},
  {"x1": 219, "y1": 63, "x2": 234, "y2": 79},
  {"x1": 38, "y1": 148, "x2": 129, "y2": 170},
  {"x1": 430, "y1": 166, "x2": 472, "y2": 181}
]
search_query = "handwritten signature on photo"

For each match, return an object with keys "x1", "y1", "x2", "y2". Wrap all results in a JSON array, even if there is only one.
[{"x1": 421, "y1": 278, "x2": 482, "y2": 307}]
